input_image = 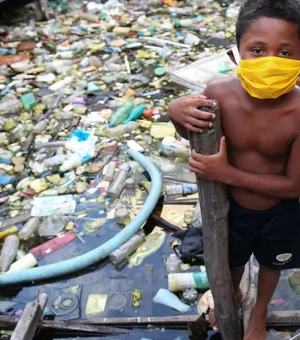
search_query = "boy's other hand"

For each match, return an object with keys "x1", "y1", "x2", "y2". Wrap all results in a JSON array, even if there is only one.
[
  {"x1": 189, "y1": 137, "x2": 232, "y2": 183},
  {"x1": 167, "y1": 93, "x2": 216, "y2": 132}
]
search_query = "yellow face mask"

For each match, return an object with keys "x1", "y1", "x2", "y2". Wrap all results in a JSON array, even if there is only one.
[{"x1": 236, "y1": 56, "x2": 300, "y2": 99}]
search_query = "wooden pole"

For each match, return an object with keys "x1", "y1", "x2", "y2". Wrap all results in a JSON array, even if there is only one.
[
  {"x1": 188, "y1": 102, "x2": 242, "y2": 340},
  {"x1": 10, "y1": 292, "x2": 48, "y2": 340}
]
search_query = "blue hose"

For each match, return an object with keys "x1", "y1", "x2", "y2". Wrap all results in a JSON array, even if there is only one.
[{"x1": 0, "y1": 150, "x2": 162, "y2": 286}]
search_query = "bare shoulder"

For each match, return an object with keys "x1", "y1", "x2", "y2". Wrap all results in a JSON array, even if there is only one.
[{"x1": 203, "y1": 77, "x2": 238, "y2": 101}]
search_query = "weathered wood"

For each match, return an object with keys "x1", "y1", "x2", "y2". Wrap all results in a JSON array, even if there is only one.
[
  {"x1": 188, "y1": 103, "x2": 242, "y2": 340},
  {"x1": 2, "y1": 212, "x2": 31, "y2": 229},
  {"x1": 0, "y1": 315, "x2": 130, "y2": 335},
  {"x1": 266, "y1": 311, "x2": 300, "y2": 326},
  {"x1": 10, "y1": 293, "x2": 48, "y2": 340},
  {"x1": 81, "y1": 315, "x2": 200, "y2": 326}
]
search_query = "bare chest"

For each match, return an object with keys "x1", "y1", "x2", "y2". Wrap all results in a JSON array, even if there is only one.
[{"x1": 221, "y1": 108, "x2": 296, "y2": 159}]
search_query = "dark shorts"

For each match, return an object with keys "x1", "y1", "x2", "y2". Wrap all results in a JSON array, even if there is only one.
[{"x1": 228, "y1": 196, "x2": 300, "y2": 270}]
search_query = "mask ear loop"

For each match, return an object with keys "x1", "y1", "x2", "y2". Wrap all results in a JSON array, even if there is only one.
[{"x1": 231, "y1": 45, "x2": 241, "y2": 64}]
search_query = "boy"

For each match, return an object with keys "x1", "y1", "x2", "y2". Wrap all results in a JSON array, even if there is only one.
[{"x1": 167, "y1": 0, "x2": 300, "y2": 339}]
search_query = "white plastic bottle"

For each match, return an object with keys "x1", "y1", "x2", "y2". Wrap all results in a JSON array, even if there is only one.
[
  {"x1": 59, "y1": 154, "x2": 90, "y2": 172},
  {"x1": 166, "y1": 254, "x2": 181, "y2": 275}
]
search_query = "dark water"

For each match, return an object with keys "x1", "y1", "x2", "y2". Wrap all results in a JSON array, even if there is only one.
[{"x1": 0, "y1": 202, "x2": 197, "y2": 339}]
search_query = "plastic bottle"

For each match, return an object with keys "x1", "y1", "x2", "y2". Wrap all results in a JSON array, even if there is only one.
[
  {"x1": 166, "y1": 184, "x2": 198, "y2": 196},
  {"x1": 21, "y1": 92, "x2": 36, "y2": 112},
  {"x1": 104, "y1": 121, "x2": 139, "y2": 138},
  {"x1": 1, "y1": 235, "x2": 19, "y2": 272},
  {"x1": 123, "y1": 104, "x2": 146, "y2": 124},
  {"x1": 18, "y1": 217, "x2": 40, "y2": 241},
  {"x1": 106, "y1": 163, "x2": 131, "y2": 198},
  {"x1": 168, "y1": 272, "x2": 209, "y2": 292},
  {"x1": 59, "y1": 154, "x2": 91, "y2": 173},
  {"x1": 110, "y1": 231, "x2": 145, "y2": 265},
  {"x1": 104, "y1": 161, "x2": 116, "y2": 181},
  {"x1": 44, "y1": 154, "x2": 67, "y2": 167},
  {"x1": 8, "y1": 253, "x2": 38, "y2": 272},
  {"x1": 109, "y1": 102, "x2": 134, "y2": 127},
  {"x1": 32, "y1": 119, "x2": 48, "y2": 134},
  {"x1": 113, "y1": 27, "x2": 131, "y2": 35},
  {"x1": 166, "y1": 254, "x2": 181, "y2": 275},
  {"x1": 127, "y1": 140, "x2": 144, "y2": 153},
  {"x1": 160, "y1": 147, "x2": 189, "y2": 158},
  {"x1": 115, "y1": 208, "x2": 130, "y2": 225},
  {"x1": 0, "y1": 175, "x2": 15, "y2": 186},
  {"x1": 174, "y1": 18, "x2": 195, "y2": 28},
  {"x1": 0, "y1": 98, "x2": 20, "y2": 114}
]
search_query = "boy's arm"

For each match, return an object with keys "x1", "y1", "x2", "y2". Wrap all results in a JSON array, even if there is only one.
[{"x1": 190, "y1": 135, "x2": 300, "y2": 199}]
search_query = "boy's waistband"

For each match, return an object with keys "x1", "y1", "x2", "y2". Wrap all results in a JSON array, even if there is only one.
[{"x1": 228, "y1": 196, "x2": 299, "y2": 215}]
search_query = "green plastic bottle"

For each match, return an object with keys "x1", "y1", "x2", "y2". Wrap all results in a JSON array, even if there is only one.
[
  {"x1": 123, "y1": 104, "x2": 146, "y2": 124},
  {"x1": 21, "y1": 93, "x2": 36, "y2": 112},
  {"x1": 109, "y1": 102, "x2": 134, "y2": 127}
]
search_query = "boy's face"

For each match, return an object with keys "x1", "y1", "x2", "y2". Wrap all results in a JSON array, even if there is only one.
[{"x1": 239, "y1": 17, "x2": 300, "y2": 61}]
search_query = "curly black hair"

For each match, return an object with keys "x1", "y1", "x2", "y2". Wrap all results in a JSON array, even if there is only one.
[{"x1": 236, "y1": 0, "x2": 300, "y2": 47}]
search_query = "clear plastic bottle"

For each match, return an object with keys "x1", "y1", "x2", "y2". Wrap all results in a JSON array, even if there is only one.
[
  {"x1": 18, "y1": 217, "x2": 40, "y2": 241},
  {"x1": 106, "y1": 164, "x2": 131, "y2": 198},
  {"x1": 168, "y1": 272, "x2": 209, "y2": 292},
  {"x1": 100, "y1": 121, "x2": 139, "y2": 138},
  {"x1": 32, "y1": 119, "x2": 48, "y2": 133},
  {"x1": 160, "y1": 147, "x2": 189, "y2": 158},
  {"x1": 44, "y1": 154, "x2": 67, "y2": 167},
  {"x1": 166, "y1": 254, "x2": 181, "y2": 275},
  {"x1": 104, "y1": 161, "x2": 116, "y2": 181},
  {"x1": 59, "y1": 154, "x2": 91, "y2": 173},
  {"x1": 109, "y1": 102, "x2": 134, "y2": 127}
]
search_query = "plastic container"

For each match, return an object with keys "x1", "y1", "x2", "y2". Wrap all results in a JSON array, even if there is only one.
[
  {"x1": 21, "y1": 92, "x2": 36, "y2": 112},
  {"x1": 59, "y1": 154, "x2": 90, "y2": 173},
  {"x1": 104, "y1": 161, "x2": 116, "y2": 182},
  {"x1": 106, "y1": 164, "x2": 131, "y2": 198},
  {"x1": 160, "y1": 147, "x2": 189, "y2": 158},
  {"x1": 18, "y1": 217, "x2": 40, "y2": 240},
  {"x1": 166, "y1": 184, "x2": 198, "y2": 196},
  {"x1": 115, "y1": 208, "x2": 130, "y2": 225},
  {"x1": 168, "y1": 272, "x2": 209, "y2": 292},
  {"x1": 44, "y1": 154, "x2": 67, "y2": 167},
  {"x1": 110, "y1": 231, "x2": 145, "y2": 265},
  {"x1": 109, "y1": 102, "x2": 134, "y2": 127},
  {"x1": 8, "y1": 253, "x2": 38, "y2": 272},
  {"x1": 165, "y1": 254, "x2": 181, "y2": 275},
  {"x1": 32, "y1": 120, "x2": 48, "y2": 133},
  {"x1": 104, "y1": 121, "x2": 139, "y2": 138},
  {"x1": 123, "y1": 104, "x2": 146, "y2": 124}
]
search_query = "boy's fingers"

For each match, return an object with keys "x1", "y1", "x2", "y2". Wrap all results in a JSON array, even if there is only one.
[
  {"x1": 191, "y1": 150, "x2": 205, "y2": 162},
  {"x1": 185, "y1": 123, "x2": 202, "y2": 133},
  {"x1": 188, "y1": 93, "x2": 207, "y2": 100},
  {"x1": 193, "y1": 99, "x2": 216, "y2": 108},
  {"x1": 191, "y1": 109, "x2": 215, "y2": 121},
  {"x1": 188, "y1": 117, "x2": 211, "y2": 128}
]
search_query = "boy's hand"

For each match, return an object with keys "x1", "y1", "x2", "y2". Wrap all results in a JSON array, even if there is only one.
[
  {"x1": 167, "y1": 93, "x2": 216, "y2": 132},
  {"x1": 189, "y1": 137, "x2": 232, "y2": 183}
]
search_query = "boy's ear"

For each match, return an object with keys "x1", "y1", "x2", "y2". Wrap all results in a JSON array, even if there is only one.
[{"x1": 227, "y1": 48, "x2": 238, "y2": 65}]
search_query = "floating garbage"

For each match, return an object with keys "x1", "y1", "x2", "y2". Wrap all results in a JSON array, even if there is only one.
[{"x1": 153, "y1": 288, "x2": 190, "y2": 313}]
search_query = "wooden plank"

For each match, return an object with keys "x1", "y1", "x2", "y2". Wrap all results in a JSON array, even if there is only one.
[
  {"x1": 0, "y1": 316, "x2": 130, "y2": 335},
  {"x1": 2, "y1": 212, "x2": 31, "y2": 229},
  {"x1": 266, "y1": 311, "x2": 300, "y2": 326},
  {"x1": 10, "y1": 293, "x2": 48, "y2": 340},
  {"x1": 80, "y1": 315, "x2": 200, "y2": 326},
  {"x1": 188, "y1": 103, "x2": 242, "y2": 340}
]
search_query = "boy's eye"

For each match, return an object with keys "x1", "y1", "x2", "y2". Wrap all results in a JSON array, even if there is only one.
[
  {"x1": 251, "y1": 48, "x2": 263, "y2": 54},
  {"x1": 279, "y1": 50, "x2": 291, "y2": 57}
]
